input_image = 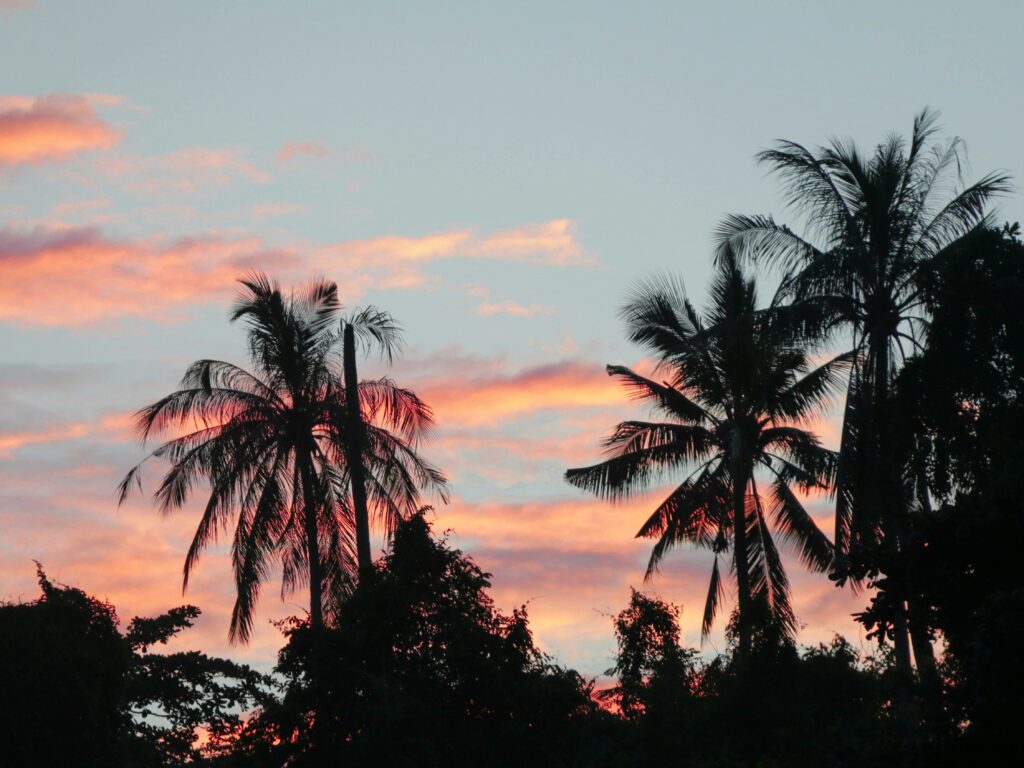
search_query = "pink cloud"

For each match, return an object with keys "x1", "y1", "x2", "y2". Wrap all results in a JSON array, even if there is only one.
[
  {"x1": 275, "y1": 140, "x2": 329, "y2": 163},
  {"x1": 0, "y1": 218, "x2": 590, "y2": 327},
  {"x1": 0, "y1": 225, "x2": 299, "y2": 326},
  {"x1": 0, "y1": 412, "x2": 132, "y2": 457},
  {"x1": 0, "y1": 94, "x2": 120, "y2": 167}
]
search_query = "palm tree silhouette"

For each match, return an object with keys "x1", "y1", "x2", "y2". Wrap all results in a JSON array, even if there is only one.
[
  {"x1": 339, "y1": 307, "x2": 407, "y2": 572},
  {"x1": 566, "y1": 256, "x2": 840, "y2": 657},
  {"x1": 715, "y1": 109, "x2": 1010, "y2": 673},
  {"x1": 119, "y1": 274, "x2": 447, "y2": 642}
]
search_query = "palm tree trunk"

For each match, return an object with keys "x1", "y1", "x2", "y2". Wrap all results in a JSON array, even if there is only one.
[
  {"x1": 343, "y1": 323, "x2": 373, "y2": 571},
  {"x1": 870, "y1": 333, "x2": 914, "y2": 676},
  {"x1": 299, "y1": 454, "x2": 324, "y2": 630},
  {"x1": 732, "y1": 474, "x2": 752, "y2": 659}
]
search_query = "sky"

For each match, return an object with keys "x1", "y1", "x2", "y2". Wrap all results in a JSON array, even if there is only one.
[{"x1": 2, "y1": 1, "x2": 1023, "y2": 678}]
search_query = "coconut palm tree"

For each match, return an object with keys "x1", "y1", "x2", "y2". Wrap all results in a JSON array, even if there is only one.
[
  {"x1": 118, "y1": 274, "x2": 447, "y2": 642},
  {"x1": 714, "y1": 109, "x2": 1010, "y2": 674},
  {"x1": 565, "y1": 256, "x2": 841, "y2": 657}
]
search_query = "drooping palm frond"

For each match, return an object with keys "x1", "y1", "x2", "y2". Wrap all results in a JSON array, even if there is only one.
[
  {"x1": 344, "y1": 305, "x2": 404, "y2": 363},
  {"x1": 765, "y1": 476, "x2": 833, "y2": 572},
  {"x1": 702, "y1": 555, "x2": 726, "y2": 641},
  {"x1": 568, "y1": 256, "x2": 839, "y2": 648},
  {"x1": 638, "y1": 462, "x2": 730, "y2": 577},
  {"x1": 357, "y1": 377, "x2": 437, "y2": 442}
]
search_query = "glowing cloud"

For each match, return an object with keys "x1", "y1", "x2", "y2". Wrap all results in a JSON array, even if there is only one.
[
  {"x1": 417, "y1": 360, "x2": 623, "y2": 429},
  {"x1": 0, "y1": 225, "x2": 299, "y2": 326},
  {"x1": 0, "y1": 94, "x2": 120, "y2": 166},
  {"x1": 0, "y1": 218, "x2": 589, "y2": 326}
]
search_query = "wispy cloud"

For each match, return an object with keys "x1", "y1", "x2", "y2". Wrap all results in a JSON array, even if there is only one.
[
  {"x1": 275, "y1": 140, "x2": 373, "y2": 165},
  {"x1": 0, "y1": 219, "x2": 590, "y2": 326},
  {"x1": 96, "y1": 146, "x2": 269, "y2": 194},
  {"x1": 0, "y1": 94, "x2": 120, "y2": 167},
  {"x1": 476, "y1": 300, "x2": 555, "y2": 317},
  {"x1": 275, "y1": 140, "x2": 329, "y2": 163}
]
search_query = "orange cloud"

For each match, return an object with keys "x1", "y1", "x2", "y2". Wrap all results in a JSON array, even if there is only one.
[
  {"x1": 429, "y1": 492, "x2": 863, "y2": 665},
  {"x1": 469, "y1": 219, "x2": 591, "y2": 266},
  {"x1": 0, "y1": 94, "x2": 120, "y2": 167},
  {"x1": 0, "y1": 412, "x2": 133, "y2": 457},
  {"x1": 417, "y1": 360, "x2": 623, "y2": 429}
]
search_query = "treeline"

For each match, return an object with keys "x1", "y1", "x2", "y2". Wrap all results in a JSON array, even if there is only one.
[{"x1": 2, "y1": 110, "x2": 1023, "y2": 765}]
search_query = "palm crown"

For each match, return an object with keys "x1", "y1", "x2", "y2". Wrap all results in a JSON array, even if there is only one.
[
  {"x1": 566, "y1": 257, "x2": 841, "y2": 649},
  {"x1": 714, "y1": 109, "x2": 1011, "y2": 558},
  {"x1": 119, "y1": 274, "x2": 447, "y2": 642}
]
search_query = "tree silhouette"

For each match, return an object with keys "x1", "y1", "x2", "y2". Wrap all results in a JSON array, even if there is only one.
[
  {"x1": 0, "y1": 566, "x2": 270, "y2": 768},
  {"x1": 242, "y1": 513, "x2": 595, "y2": 766},
  {"x1": 119, "y1": 274, "x2": 447, "y2": 641},
  {"x1": 715, "y1": 108, "x2": 1010, "y2": 675},
  {"x1": 339, "y1": 306, "x2": 408, "y2": 572},
  {"x1": 566, "y1": 255, "x2": 839, "y2": 656}
]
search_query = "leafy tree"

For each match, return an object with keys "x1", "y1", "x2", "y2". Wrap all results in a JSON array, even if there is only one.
[
  {"x1": 566, "y1": 255, "x2": 839, "y2": 656},
  {"x1": 715, "y1": 109, "x2": 1010, "y2": 674},
  {"x1": 602, "y1": 589, "x2": 699, "y2": 719},
  {"x1": 889, "y1": 224, "x2": 1024, "y2": 748},
  {"x1": 0, "y1": 566, "x2": 271, "y2": 767},
  {"x1": 243, "y1": 513, "x2": 596, "y2": 767},
  {"x1": 119, "y1": 274, "x2": 446, "y2": 641}
]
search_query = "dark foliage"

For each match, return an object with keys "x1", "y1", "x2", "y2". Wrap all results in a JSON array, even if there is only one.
[
  {"x1": 0, "y1": 566, "x2": 272, "y2": 768},
  {"x1": 235, "y1": 513, "x2": 597, "y2": 767}
]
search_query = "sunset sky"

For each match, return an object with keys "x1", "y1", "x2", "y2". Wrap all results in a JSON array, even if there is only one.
[{"x1": 2, "y1": 2, "x2": 1023, "y2": 678}]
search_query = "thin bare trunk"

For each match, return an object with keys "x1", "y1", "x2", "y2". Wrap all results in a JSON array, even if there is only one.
[
  {"x1": 343, "y1": 323, "x2": 373, "y2": 572},
  {"x1": 299, "y1": 454, "x2": 324, "y2": 630}
]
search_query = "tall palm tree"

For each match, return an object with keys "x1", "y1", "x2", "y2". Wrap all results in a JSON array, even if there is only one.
[
  {"x1": 339, "y1": 307, "x2": 405, "y2": 572},
  {"x1": 118, "y1": 274, "x2": 447, "y2": 642},
  {"x1": 714, "y1": 109, "x2": 1010, "y2": 673},
  {"x1": 565, "y1": 256, "x2": 841, "y2": 657}
]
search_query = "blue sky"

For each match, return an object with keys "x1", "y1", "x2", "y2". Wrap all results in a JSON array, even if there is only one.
[{"x1": 1, "y1": 1, "x2": 1021, "y2": 675}]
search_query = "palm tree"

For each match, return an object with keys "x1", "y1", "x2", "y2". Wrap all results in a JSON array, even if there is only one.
[
  {"x1": 714, "y1": 109, "x2": 1010, "y2": 674},
  {"x1": 339, "y1": 307, "x2": 404, "y2": 572},
  {"x1": 119, "y1": 274, "x2": 447, "y2": 642},
  {"x1": 565, "y1": 256, "x2": 841, "y2": 657}
]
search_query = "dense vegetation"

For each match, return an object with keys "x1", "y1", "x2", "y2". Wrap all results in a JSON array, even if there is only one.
[{"x1": 2, "y1": 112, "x2": 1021, "y2": 765}]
